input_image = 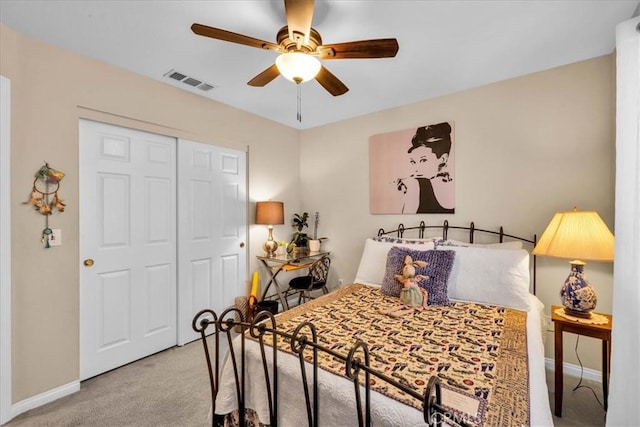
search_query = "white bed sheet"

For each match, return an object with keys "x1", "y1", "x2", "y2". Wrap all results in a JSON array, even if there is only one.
[{"x1": 215, "y1": 294, "x2": 553, "y2": 426}]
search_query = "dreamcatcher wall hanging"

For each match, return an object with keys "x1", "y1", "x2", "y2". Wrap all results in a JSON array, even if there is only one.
[{"x1": 23, "y1": 162, "x2": 66, "y2": 248}]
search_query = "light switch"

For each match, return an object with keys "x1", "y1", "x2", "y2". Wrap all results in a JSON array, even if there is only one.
[{"x1": 49, "y1": 229, "x2": 62, "y2": 246}]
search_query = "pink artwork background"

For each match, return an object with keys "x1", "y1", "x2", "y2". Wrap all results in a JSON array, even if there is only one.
[{"x1": 369, "y1": 123, "x2": 455, "y2": 214}]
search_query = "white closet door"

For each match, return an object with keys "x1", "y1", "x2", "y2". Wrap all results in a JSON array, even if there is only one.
[
  {"x1": 79, "y1": 119, "x2": 177, "y2": 380},
  {"x1": 177, "y1": 139, "x2": 247, "y2": 345}
]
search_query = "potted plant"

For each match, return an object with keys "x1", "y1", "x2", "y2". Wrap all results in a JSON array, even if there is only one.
[{"x1": 288, "y1": 212, "x2": 309, "y2": 254}]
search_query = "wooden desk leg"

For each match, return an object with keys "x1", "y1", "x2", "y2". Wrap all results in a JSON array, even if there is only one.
[
  {"x1": 602, "y1": 339, "x2": 609, "y2": 411},
  {"x1": 554, "y1": 326, "x2": 564, "y2": 417}
]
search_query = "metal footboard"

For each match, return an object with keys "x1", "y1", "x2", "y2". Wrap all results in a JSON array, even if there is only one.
[{"x1": 192, "y1": 307, "x2": 468, "y2": 427}]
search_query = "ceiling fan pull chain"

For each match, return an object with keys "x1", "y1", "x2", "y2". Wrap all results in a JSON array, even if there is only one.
[{"x1": 297, "y1": 83, "x2": 302, "y2": 122}]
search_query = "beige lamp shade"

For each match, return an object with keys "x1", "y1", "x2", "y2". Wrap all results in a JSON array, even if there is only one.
[
  {"x1": 255, "y1": 201, "x2": 284, "y2": 225},
  {"x1": 532, "y1": 209, "x2": 614, "y2": 262}
]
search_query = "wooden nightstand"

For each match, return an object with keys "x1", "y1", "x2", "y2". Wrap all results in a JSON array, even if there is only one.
[{"x1": 551, "y1": 305, "x2": 612, "y2": 417}]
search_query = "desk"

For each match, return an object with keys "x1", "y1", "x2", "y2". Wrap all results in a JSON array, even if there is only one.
[
  {"x1": 257, "y1": 252, "x2": 330, "y2": 311},
  {"x1": 551, "y1": 305, "x2": 612, "y2": 417}
]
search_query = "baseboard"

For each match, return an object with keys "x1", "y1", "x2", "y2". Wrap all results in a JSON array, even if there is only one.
[
  {"x1": 7, "y1": 380, "x2": 80, "y2": 422},
  {"x1": 544, "y1": 357, "x2": 602, "y2": 382}
]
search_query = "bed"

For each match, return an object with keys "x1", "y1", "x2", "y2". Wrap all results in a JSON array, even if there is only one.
[{"x1": 194, "y1": 222, "x2": 554, "y2": 426}]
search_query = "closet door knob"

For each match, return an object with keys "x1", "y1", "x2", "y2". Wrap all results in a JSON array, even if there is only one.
[
  {"x1": 83, "y1": 259, "x2": 94, "y2": 267},
  {"x1": 239, "y1": 242, "x2": 245, "y2": 248}
]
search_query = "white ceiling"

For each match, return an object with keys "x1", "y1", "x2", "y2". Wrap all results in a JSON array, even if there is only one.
[{"x1": 1, "y1": 1, "x2": 637, "y2": 129}]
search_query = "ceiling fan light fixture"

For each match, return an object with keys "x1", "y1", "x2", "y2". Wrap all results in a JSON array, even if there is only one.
[{"x1": 275, "y1": 52, "x2": 321, "y2": 83}]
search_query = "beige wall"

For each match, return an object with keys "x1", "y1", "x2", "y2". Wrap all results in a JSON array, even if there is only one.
[
  {"x1": 300, "y1": 55, "x2": 616, "y2": 372},
  {"x1": 2, "y1": 21, "x2": 616, "y2": 405},
  {"x1": 0, "y1": 24, "x2": 301, "y2": 402}
]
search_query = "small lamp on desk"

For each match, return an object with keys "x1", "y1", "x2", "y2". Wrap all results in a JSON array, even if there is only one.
[
  {"x1": 256, "y1": 201, "x2": 284, "y2": 257},
  {"x1": 533, "y1": 207, "x2": 614, "y2": 318}
]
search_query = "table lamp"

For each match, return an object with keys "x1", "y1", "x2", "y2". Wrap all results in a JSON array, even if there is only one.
[
  {"x1": 533, "y1": 207, "x2": 614, "y2": 318},
  {"x1": 256, "y1": 201, "x2": 284, "y2": 257}
]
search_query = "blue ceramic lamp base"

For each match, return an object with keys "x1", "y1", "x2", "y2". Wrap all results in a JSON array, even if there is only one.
[{"x1": 560, "y1": 260, "x2": 597, "y2": 319}]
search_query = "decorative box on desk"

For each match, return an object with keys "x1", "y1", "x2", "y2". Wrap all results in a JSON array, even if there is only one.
[
  {"x1": 256, "y1": 251, "x2": 330, "y2": 311},
  {"x1": 551, "y1": 305, "x2": 612, "y2": 417}
]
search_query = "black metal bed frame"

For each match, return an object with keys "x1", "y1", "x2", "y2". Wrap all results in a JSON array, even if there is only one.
[
  {"x1": 192, "y1": 222, "x2": 538, "y2": 427},
  {"x1": 192, "y1": 308, "x2": 453, "y2": 427}
]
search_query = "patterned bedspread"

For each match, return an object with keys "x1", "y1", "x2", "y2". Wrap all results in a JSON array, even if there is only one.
[{"x1": 257, "y1": 284, "x2": 530, "y2": 426}]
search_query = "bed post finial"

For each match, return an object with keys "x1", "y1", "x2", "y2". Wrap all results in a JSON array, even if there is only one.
[
  {"x1": 419, "y1": 221, "x2": 426, "y2": 238},
  {"x1": 377, "y1": 228, "x2": 385, "y2": 237},
  {"x1": 470, "y1": 222, "x2": 475, "y2": 244},
  {"x1": 442, "y1": 220, "x2": 449, "y2": 240},
  {"x1": 398, "y1": 223, "x2": 405, "y2": 237},
  {"x1": 499, "y1": 226, "x2": 504, "y2": 243}
]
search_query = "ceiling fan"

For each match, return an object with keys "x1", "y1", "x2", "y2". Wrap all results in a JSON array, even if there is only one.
[{"x1": 191, "y1": 0, "x2": 399, "y2": 96}]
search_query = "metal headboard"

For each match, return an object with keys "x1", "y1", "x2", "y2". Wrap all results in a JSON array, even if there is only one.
[{"x1": 377, "y1": 220, "x2": 538, "y2": 295}]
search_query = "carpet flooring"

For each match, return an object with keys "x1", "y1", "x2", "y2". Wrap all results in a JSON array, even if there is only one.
[
  {"x1": 6, "y1": 340, "x2": 607, "y2": 426},
  {"x1": 548, "y1": 369, "x2": 607, "y2": 427},
  {"x1": 6, "y1": 340, "x2": 212, "y2": 427}
]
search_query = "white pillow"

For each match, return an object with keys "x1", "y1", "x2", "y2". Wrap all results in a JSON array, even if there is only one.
[
  {"x1": 435, "y1": 238, "x2": 523, "y2": 250},
  {"x1": 354, "y1": 238, "x2": 435, "y2": 286},
  {"x1": 443, "y1": 245, "x2": 531, "y2": 311}
]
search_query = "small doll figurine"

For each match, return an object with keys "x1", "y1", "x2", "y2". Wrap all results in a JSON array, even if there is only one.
[
  {"x1": 395, "y1": 255, "x2": 429, "y2": 310},
  {"x1": 380, "y1": 255, "x2": 429, "y2": 318}
]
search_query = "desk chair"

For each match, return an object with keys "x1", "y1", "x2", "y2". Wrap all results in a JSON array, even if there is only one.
[{"x1": 284, "y1": 255, "x2": 331, "y2": 305}]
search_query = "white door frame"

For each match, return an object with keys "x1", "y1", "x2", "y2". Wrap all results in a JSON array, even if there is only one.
[{"x1": 0, "y1": 75, "x2": 13, "y2": 424}]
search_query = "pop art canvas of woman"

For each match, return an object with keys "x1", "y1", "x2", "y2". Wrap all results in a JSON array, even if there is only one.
[{"x1": 370, "y1": 122, "x2": 455, "y2": 214}]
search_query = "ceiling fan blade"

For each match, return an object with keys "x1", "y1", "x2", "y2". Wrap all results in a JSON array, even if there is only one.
[
  {"x1": 191, "y1": 23, "x2": 280, "y2": 51},
  {"x1": 318, "y1": 39, "x2": 399, "y2": 59},
  {"x1": 247, "y1": 64, "x2": 281, "y2": 87},
  {"x1": 284, "y1": 0, "x2": 314, "y2": 45},
  {"x1": 315, "y1": 65, "x2": 349, "y2": 96}
]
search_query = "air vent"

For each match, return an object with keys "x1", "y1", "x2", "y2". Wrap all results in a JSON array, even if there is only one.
[
  {"x1": 167, "y1": 71, "x2": 187, "y2": 81},
  {"x1": 163, "y1": 69, "x2": 215, "y2": 92},
  {"x1": 197, "y1": 83, "x2": 214, "y2": 92},
  {"x1": 183, "y1": 77, "x2": 201, "y2": 87}
]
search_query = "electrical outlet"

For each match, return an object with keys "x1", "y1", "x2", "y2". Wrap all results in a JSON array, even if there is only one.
[
  {"x1": 338, "y1": 278, "x2": 344, "y2": 286},
  {"x1": 48, "y1": 229, "x2": 62, "y2": 246}
]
